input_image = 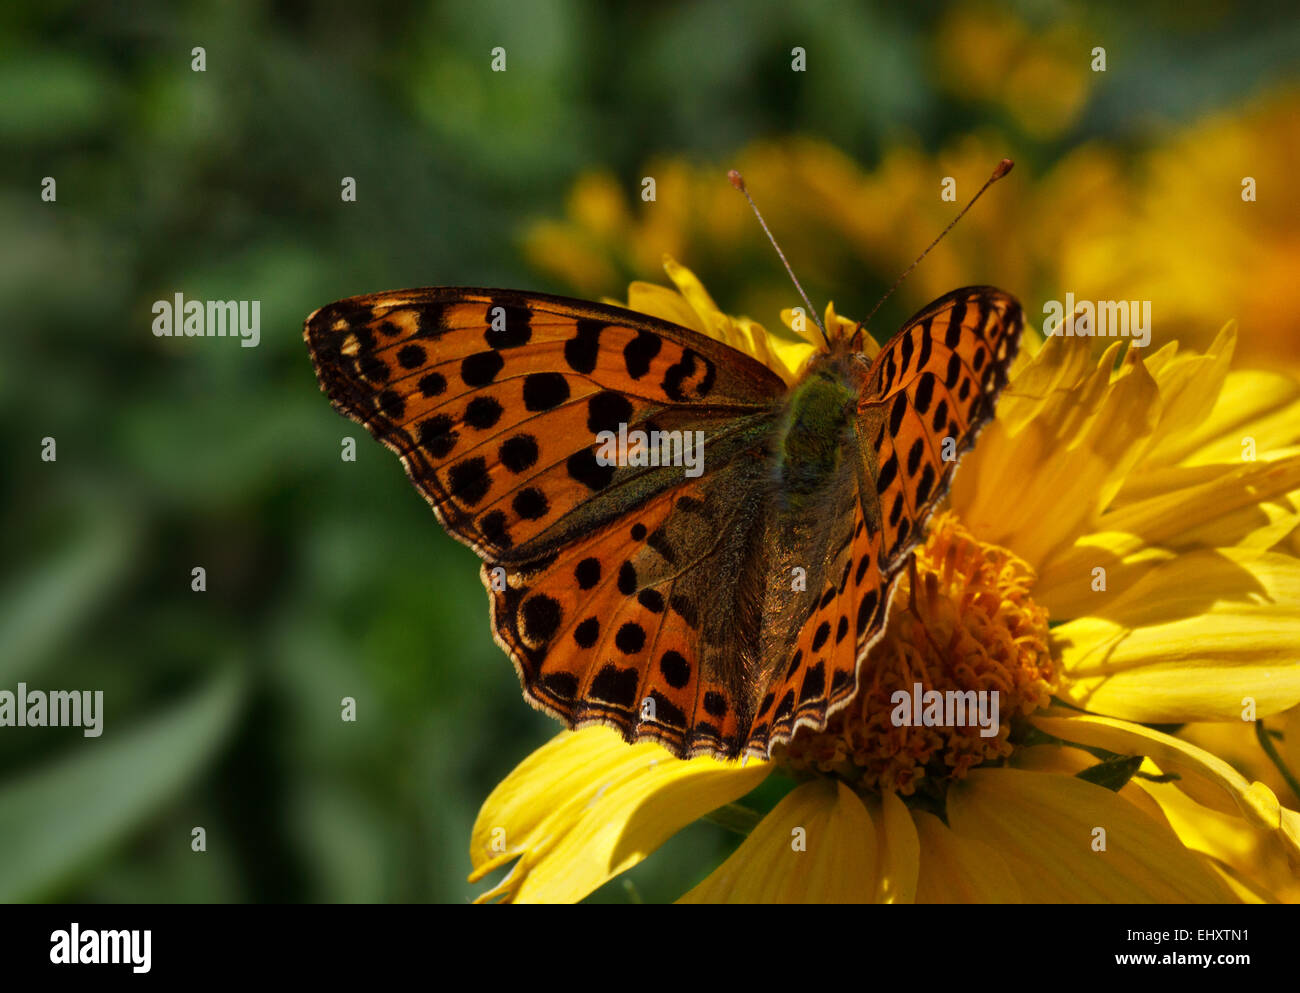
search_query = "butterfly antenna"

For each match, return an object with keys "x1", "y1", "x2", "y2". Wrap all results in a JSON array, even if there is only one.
[
  {"x1": 728, "y1": 169, "x2": 830, "y2": 348},
  {"x1": 861, "y1": 158, "x2": 1014, "y2": 330}
]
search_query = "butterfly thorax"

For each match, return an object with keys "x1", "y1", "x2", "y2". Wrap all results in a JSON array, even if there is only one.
[{"x1": 773, "y1": 353, "x2": 868, "y2": 509}]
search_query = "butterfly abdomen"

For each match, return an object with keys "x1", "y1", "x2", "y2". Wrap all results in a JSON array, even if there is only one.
[{"x1": 774, "y1": 362, "x2": 861, "y2": 508}]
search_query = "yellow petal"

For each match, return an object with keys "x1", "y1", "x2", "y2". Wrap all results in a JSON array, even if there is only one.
[
  {"x1": 1034, "y1": 454, "x2": 1300, "y2": 617},
  {"x1": 952, "y1": 343, "x2": 1161, "y2": 569},
  {"x1": 1178, "y1": 718, "x2": 1300, "y2": 809},
  {"x1": 1281, "y1": 808, "x2": 1300, "y2": 874},
  {"x1": 662, "y1": 254, "x2": 731, "y2": 338},
  {"x1": 743, "y1": 314, "x2": 815, "y2": 384},
  {"x1": 1134, "y1": 775, "x2": 1300, "y2": 903},
  {"x1": 623, "y1": 280, "x2": 709, "y2": 335},
  {"x1": 1148, "y1": 369, "x2": 1300, "y2": 467},
  {"x1": 469, "y1": 727, "x2": 769, "y2": 903},
  {"x1": 824, "y1": 300, "x2": 876, "y2": 358},
  {"x1": 678, "y1": 780, "x2": 876, "y2": 903},
  {"x1": 1029, "y1": 712, "x2": 1293, "y2": 845},
  {"x1": 912, "y1": 810, "x2": 1022, "y2": 902},
  {"x1": 1137, "y1": 321, "x2": 1236, "y2": 466},
  {"x1": 1140, "y1": 339, "x2": 1180, "y2": 379},
  {"x1": 868, "y1": 790, "x2": 919, "y2": 903},
  {"x1": 774, "y1": 304, "x2": 828, "y2": 350},
  {"x1": 1009, "y1": 744, "x2": 1173, "y2": 831},
  {"x1": 1053, "y1": 550, "x2": 1300, "y2": 721},
  {"x1": 988, "y1": 330, "x2": 1095, "y2": 437},
  {"x1": 947, "y1": 768, "x2": 1235, "y2": 901},
  {"x1": 764, "y1": 336, "x2": 817, "y2": 384}
]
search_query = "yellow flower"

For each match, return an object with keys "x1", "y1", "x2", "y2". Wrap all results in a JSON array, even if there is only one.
[
  {"x1": 606, "y1": 254, "x2": 851, "y2": 385},
  {"x1": 469, "y1": 265, "x2": 1300, "y2": 903}
]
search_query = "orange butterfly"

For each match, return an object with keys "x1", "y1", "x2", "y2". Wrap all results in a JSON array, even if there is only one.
[{"x1": 305, "y1": 170, "x2": 1022, "y2": 761}]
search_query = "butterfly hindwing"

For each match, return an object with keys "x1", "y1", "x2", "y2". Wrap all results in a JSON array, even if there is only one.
[
  {"x1": 491, "y1": 457, "x2": 773, "y2": 758},
  {"x1": 744, "y1": 477, "x2": 892, "y2": 755}
]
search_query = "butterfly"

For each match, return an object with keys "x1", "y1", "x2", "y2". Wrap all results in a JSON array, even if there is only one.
[{"x1": 305, "y1": 280, "x2": 1022, "y2": 761}]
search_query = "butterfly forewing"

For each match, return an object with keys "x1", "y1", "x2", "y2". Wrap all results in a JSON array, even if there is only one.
[
  {"x1": 306, "y1": 288, "x2": 785, "y2": 563},
  {"x1": 858, "y1": 287, "x2": 1023, "y2": 574}
]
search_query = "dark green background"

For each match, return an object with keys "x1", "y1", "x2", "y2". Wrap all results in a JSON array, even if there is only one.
[{"x1": 3, "y1": 0, "x2": 1297, "y2": 903}]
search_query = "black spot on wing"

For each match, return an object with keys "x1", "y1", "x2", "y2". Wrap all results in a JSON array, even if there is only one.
[
  {"x1": 587, "y1": 391, "x2": 633, "y2": 434},
  {"x1": 624, "y1": 331, "x2": 662, "y2": 379},
  {"x1": 448, "y1": 456, "x2": 491, "y2": 505},
  {"x1": 418, "y1": 372, "x2": 447, "y2": 398},
  {"x1": 499, "y1": 434, "x2": 539, "y2": 473},
  {"x1": 914, "y1": 372, "x2": 936, "y2": 414},
  {"x1": 590, "y1": 664, "x2": 639, "y2": 708},
  {"x1": 567, "y1": 448, "x2": 615, "y2": 490},
  {"x1": 397, "y1": 344, "x2": 426, "y2": 369},
  {"x1": 418, "y1": 414, "x2": 458, "y2": 457},
  {"x1": 484, "y1": 300, "x2": 532, "y2": 348},
  {"x1": 575, "y1": 557, "x2": 601, "y2": 589},
  {"x1": 662, "y1": 348, "x2": 716, "y2": 401},
  {"x1": 522, "y1": 372, "x2": 570, "y2": 411},
  {"x1": 565, "y1": 319, "x2": 604, "y2": 374},
  {"x1": 462, "y1": 351, "x2": 504, "y2": 387},
  {"x1": 464, "y1": 396, "x2": 503, "y2": 430},
  {"x1": 945, "y1": 301, "x2": 968, "y2": 348},
  {"x1": 659, "y1": 650, "x2": 691, "y2": 688}
]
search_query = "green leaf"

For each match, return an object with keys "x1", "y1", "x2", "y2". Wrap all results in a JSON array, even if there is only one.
[
  {"x1": 1076, "y1": 755, "x2": 1145, "y2": 793},
  {"x1": 0, "y1": 53, "x2": 113, "y2": 141},
  {"x1": 0, "y1": 516, "x2": 134, "y2": 685},
  {"x1": 0, "y1": 669, "x2": 244, "y2": 901}
]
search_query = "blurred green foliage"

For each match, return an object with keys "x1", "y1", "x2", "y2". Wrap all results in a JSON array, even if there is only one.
[{"x1": 2, "y1": 0, "x2": 1297, "y2": 903}]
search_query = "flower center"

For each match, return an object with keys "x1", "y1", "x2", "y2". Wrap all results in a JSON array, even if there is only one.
[{"x1": 775, "y1": 512, "x2": 1056, "y2": 795}]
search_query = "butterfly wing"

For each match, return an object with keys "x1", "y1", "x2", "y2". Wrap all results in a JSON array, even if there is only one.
[
  {"x1": 746, "y1": 287, "x2": 1024, "y2": 754},
  {"x1": 859, "y1": 286, "x2": 1023, "y2": 572},
  {"x1": 305, "y1": 288, "x2": 787, "y2": 757}
]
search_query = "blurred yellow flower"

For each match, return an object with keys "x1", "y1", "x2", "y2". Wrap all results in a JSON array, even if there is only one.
[
  {"x1": 932, "y1": 4, "x2": 1091, "y2": 138},
  {"x1": 469, "y1": 264, "x2": 1300, "y2": 903},
  {"x1": 525, "y1": 88, "x2": 1300, "y2": 367},
  {"x1": 1052, "y1": 89, "x2": 1300, "y2": 365}
]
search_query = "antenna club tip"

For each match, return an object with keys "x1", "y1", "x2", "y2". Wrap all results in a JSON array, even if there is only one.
[
  {"x1": 727, "y1": 169, "x2": 746, "y2": 191},
  {"x1": 993, "y1": 158, "x2": 1014, "y2": 180}
]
